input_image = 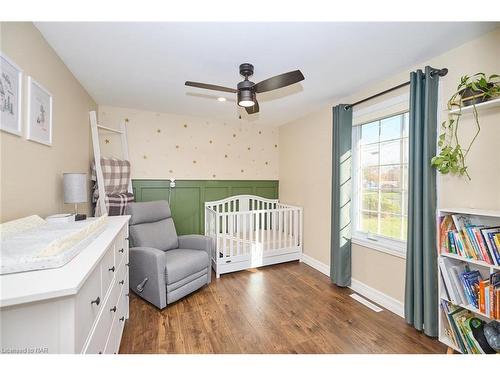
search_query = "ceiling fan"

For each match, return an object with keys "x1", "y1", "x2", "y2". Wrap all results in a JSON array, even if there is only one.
[{"x1": 185, "y1": 63, "x2": 304, "y2": 115}]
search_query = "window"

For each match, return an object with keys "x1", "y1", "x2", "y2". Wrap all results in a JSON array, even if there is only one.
[{"x1": 352, "y1": 112, "x2": 409, "y2": 255}]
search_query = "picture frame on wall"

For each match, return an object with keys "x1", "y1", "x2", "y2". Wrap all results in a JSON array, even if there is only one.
[
  {"x1": 0, "y1": 53, "x2": 23, "y2": 136},
  {"x1": 27, "y1": 76, "x2": 53, "y2": 146}
]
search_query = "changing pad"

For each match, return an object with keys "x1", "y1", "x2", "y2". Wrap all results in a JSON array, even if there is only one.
[{"x1": 0, "y1": 215, "x2": 108, "y2": 275}]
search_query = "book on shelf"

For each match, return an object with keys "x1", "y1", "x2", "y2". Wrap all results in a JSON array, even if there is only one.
[
  {"x1": 439, "y1": 260, "x2": 500, "y2": 318},
  {"x1": 440, "y1": 300, "x2": 496, "y2": 354},
  {"x1": 490, "y1": 271, "x2": 500, "y2": 319},
  {"x1": 439, "y1": 214, "x2": 500, "y2": 265}
]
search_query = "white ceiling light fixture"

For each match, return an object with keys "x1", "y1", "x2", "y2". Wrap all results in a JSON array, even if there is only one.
[{"x1": 217, "y1": 97, "x2": 227, "y2": 102}]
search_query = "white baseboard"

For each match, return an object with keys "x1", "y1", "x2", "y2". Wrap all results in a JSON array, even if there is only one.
[
  {"x1": 300, "y1": 253, "x2": 404, "y2": 318},
  {"x1": 301, "y1": 253, "x2": 330, "y2": 277},
  {"x1": 349, "y1": 278, "x2": 404, "y2": 318}
]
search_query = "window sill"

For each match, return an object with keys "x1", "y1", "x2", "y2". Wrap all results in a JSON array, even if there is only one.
[{"x1": 351, "y1": 236, "x2": 407, "y2": 259}]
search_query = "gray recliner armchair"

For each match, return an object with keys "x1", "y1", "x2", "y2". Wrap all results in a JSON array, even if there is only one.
[{"x1": 127, "y1": 200, "x2": 212, "y2": 309}]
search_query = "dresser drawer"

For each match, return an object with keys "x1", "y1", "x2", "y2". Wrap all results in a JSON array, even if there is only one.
[
  {"x1": 101, "y1": 244, "x2": 116, "y2": 295},
  {"x1": 115, "y1": 229, "x2": 127, "y2": 268},
  {"x1": 75, "y1": 264, "x2": 102, "y2": 351},
  {"x1": 104, "y1": 278, "x2": 128, "y2": 354},
  {"x1": 115, "y1": 261, "x2": 127, "y2": 289},
  {"x1": 84, "y1": 270, "x2": 123, "y2": 354}
]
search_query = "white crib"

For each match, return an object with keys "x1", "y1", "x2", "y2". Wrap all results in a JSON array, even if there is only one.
[{"x1": 204, "y1": 195, "x2": 303, "y2": 278}]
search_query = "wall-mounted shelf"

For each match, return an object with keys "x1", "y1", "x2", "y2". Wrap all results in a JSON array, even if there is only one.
[{"x1": 448, "y1": 97, "x2": 500, "y2": 114}]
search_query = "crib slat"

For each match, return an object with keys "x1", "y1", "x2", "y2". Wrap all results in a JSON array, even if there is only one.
[
  {"x1": 294, "y1": 209, "x2": 299, "y2": 247},
  {"x1": 261, "y1": 211, "x2": 265, "y2": 252},
  {"x1": 229, "y1": 214, "x2": 234, "y2": 258},
  {"x1": 272, "y1": 210, "x2": 276, "y2": 250},
  {"x1": 242, "y1": 213, "x2": 247, "y2": 256},
  {"x1": 250, "y1": 210, "x2": 254, "y2": 245},
  {"x1": 266, "y1": 210, "x2": 270, "y2": 252},
  {"x1": 255, "y1": 211, "x2": 259, "y2": 246},
  {"x1": 278, "y1": 209, "x2": 283, "y2": 249},
  {"x1": 237, "y1": 213, "x2": 241, "y2": 256},
  {"x1": 222, "y1": 213, "x2": 227, "y2": 258}
]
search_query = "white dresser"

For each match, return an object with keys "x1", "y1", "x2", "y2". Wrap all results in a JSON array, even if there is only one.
[{"x1": 0, "y1": 216, "x2": 130, "y2": 354}]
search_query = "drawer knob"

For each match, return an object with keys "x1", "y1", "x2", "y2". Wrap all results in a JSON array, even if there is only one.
[
  {"x1": 118, "y1": 248, "x2": 124, "y2": 253},
  {"x1": 110, "y1": 306, "x2": 117, "y2": 313},
  {"x1": 98, "y1": 351, "x2": 102, "y2": 354},
  {"x1": 119, "y1": 316, "x2": 125, "y2": 322},
  {"x1": 91, "y1": 296, "x2": 100, "y2": 306},
  {"x1": 125, "y1": 263, "x2": 129, "y2": 267},
  {"x1": 126, "y1": 293, "x2": 129, "y2": 297},
  {"x1": 119, "y1": 280, "x2": 124, "y2": 285},
  {"x1": 108, "y1": 266, "x2": 115, "y2": 272}
]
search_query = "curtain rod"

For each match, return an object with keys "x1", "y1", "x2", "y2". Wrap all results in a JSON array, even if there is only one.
[{"x1": 344, "y1": 67, "x2": 448, "y2": 110}]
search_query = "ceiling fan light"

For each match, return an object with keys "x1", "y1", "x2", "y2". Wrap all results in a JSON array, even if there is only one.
[
  {"x1": 237, "y1": 90, "x2": 255, "y2": 107},
  {"x1": 239, "y1": 100, "x2": 255, "y2": 107}
]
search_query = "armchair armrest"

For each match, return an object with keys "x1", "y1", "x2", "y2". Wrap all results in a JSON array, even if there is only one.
[
  {"x1": 178, "y1": 234, "x2": 212, "y2": 255},
  {"x1": 129, "y1": 246, "x2": 168, "y2": 309}
]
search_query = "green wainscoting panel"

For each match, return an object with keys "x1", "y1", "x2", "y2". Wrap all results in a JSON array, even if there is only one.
[{"x1": 132, "y1": 180, "x2": 279, "y2": 235}]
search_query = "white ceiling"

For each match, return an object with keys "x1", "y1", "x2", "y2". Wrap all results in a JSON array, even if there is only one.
[{"x1": 35, "y1": 22, "x2": 498, "y2": 126}]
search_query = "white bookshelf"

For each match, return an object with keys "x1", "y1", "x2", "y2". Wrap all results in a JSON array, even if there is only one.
[{"x1": 437, "y1": 208, "x2": 500, "y2": 354}]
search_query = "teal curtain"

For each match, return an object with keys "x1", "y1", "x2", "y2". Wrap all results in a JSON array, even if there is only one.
[
  {"x1": 330, "y1": 105, "x2": 353, "y2": 287},
  {"x1": 405, "y1": 66, "x2": 440, "y2": 337}
]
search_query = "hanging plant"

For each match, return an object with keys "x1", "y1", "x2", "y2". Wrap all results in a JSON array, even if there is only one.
[{"x1": 431, "y1": 73, "x2": 500, "y2": 180}]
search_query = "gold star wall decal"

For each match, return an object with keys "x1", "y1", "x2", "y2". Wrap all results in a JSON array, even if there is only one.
[
  {"x1": 143, "y1": 155, "x2": 147, "y2": 159},
  {"x1": 183, "y1": 124, "x2": 188, "y2": 128},
  {"x1": 104, "y1": 139, "x2": 110, "y2": 144},
  {"x1": 157, "y1": 129, "x2": 161, "y2": 133}
]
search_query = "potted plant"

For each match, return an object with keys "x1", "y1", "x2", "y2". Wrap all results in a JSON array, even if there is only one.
[{"x1": 431, "y1": 73, "x2": 500, "y2": 179}]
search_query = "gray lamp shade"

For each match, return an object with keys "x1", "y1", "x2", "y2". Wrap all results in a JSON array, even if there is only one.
[{"x1": 63, "y1": 173, "x2": 88, "y2": 204}]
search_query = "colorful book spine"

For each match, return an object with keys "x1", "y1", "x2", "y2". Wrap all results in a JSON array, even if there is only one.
[
  {"x1": 473, "y1": 228, "x2": 492, "y2": 264},
  {"x1": 493, "y1": 233, "x2": 500, "y2": 264},
  {"x1": 448, "y1": 231, "x2": 457, "y2": 254}
]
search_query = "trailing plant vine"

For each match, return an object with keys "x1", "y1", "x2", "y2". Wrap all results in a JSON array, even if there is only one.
[{"x1": 431, "y1": 73, "x2": 500, "y2": 180}]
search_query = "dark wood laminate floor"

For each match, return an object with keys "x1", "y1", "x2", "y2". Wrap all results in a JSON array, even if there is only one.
[{"x1": 119, "y1": 261, "x2": 446, "y2": 354}]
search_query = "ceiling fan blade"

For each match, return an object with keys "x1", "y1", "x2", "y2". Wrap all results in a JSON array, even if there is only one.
[
  {"x1": 185, "y1": 81, "x2": 237, "y2": 93},
  {"x1": 254, "y1": 70, "x2": 304, "y2": 93},
  {"x1": 245, "y1": 100, "x2": 259, "y2": 115}
]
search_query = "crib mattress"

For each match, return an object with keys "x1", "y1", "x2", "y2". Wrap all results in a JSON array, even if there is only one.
[
  {"x1": 217, "y1": 230, "x2": 298, "y2": 257},
  {"x1": 0, "y1": 215, "x2": 107, "y2": 275}
]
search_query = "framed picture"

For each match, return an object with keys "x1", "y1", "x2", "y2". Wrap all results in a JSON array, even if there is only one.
[
  {"x1": 0, "y1": 53, "x2": 23, "y2": 136},
  {"x1": 27, "y1": 76, "x2": 52, "y2": 146}
]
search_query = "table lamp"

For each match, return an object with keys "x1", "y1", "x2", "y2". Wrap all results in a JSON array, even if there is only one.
[{"x1": 63, "y1": 173, "x2": 88, "y2": 221}]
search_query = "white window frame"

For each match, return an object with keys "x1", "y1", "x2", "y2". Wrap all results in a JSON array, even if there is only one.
[{"x1": 351, "y1": 93, "x2": 409, "y2": 259}]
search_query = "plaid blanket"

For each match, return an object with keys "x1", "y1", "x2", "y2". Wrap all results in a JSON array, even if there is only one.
[
  {"x1": 95, "y1": 192, "x2": 134, "y2": 216},
  {"x1": 91, "y1": 157, "x2": 134, "y2": 216}
]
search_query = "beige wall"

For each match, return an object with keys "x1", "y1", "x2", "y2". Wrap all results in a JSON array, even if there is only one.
[
  {"x1": 0, "y1": 22, "x2": 97, "y2": 222},
  {"x1": 98, "y1": 105, "x2": 279, "y2": 180},
  {"x1": 279, "y1": 27, "x2": 500, "y2": 303}
]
